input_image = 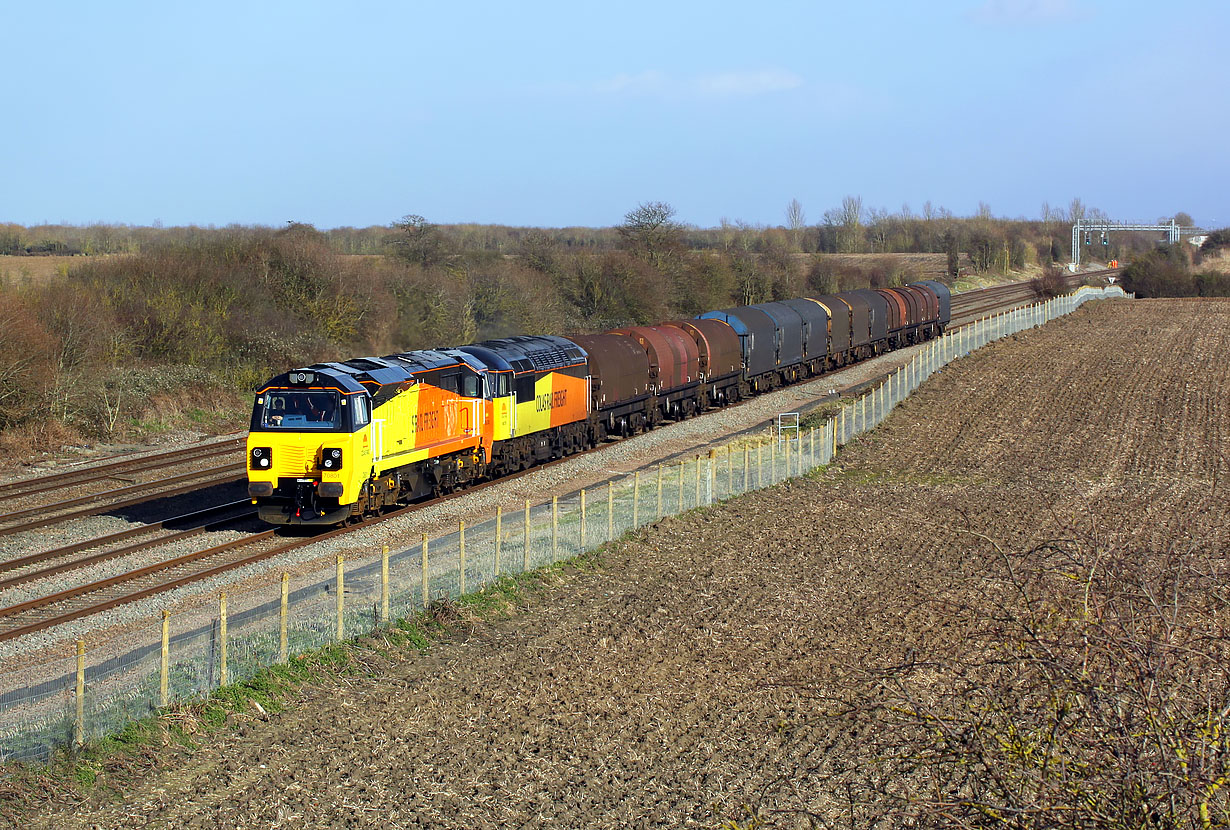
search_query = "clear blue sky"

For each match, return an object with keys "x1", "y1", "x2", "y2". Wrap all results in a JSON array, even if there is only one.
[{"x1": 4, "y1": 0, "x2": 1226, "y2": 230}]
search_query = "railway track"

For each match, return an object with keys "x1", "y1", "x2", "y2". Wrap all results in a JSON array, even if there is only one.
[
  {"x1": 0, "y1": 500, "x2": 255, "y2": 590},
  {"x1": 0, "y1": 436, "x2": 243, "y2": 503},
  {"x1": 0, "y1": 529, "x2": 281, "y2": 642},
  {"x1": 0, "y1": 273, "x2": 1122, "y2": 645},
  {"x1": 0, "y1": 464, "x2": 247, "y2": 536},
  {"x1": 0, "y1": 434, "x2": 621, "y2": 643},
  {"x1": 948, "y1": 268, "x2": 1117, "y2": 327}
]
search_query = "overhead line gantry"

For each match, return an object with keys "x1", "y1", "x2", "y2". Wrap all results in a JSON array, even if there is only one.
[{"x1": 1071, "y1": 219, "x2": 1206, "y2": 269}]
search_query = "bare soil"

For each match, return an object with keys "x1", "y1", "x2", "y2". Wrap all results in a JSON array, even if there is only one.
[{"x1": 13, "y1": 298, "x2": 1230, "y2": 829}]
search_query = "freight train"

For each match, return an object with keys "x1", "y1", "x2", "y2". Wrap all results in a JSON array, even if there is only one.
[{"x1": 246, "y1": 282, "x2": 951, "y2": 525}]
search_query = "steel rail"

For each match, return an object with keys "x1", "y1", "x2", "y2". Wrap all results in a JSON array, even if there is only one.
[
  {"x1": 0, "y1": 467, "x2": 247, "y2": 536},
  {"x1": 0, "y1": 430, "x2": 657, "y2": 643},
  {"x1": 0, "y1": 464, "x2": 246, "y2": 525},
  {"x1": 0, "y1": 501, "x2": 255, "y2": 590},
  {"x1": 0, "y1": 437, "x2": 243, "y2": 501},
  {"x1": 0, "y1": 530, "x2": 279, "y2": 623},
  {"x1": 0, "y1": 514, "x2": 410, "y2": 643}
]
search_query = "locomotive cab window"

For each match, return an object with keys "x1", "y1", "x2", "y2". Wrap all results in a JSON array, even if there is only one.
[
  {"x1": 352, "y1": 394, "x2": 370, "y2": 427},
  {"x1": 257, "y1": 391, "x2": 343, "y2": 430},
  {"x1": 460, "y1": 370, "x2": 482, "y2": 398}
]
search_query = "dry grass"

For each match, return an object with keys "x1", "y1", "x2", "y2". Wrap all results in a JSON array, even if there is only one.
[
  {"x1": 0, "y1": 255, "x2": 90, "y2": 286},
  {"x1": 1199, "y1": 249, "x2": 1230, "y2": 274},
  {"x1": 0, "y1": 420, "x2": 87, "y2": 469}
]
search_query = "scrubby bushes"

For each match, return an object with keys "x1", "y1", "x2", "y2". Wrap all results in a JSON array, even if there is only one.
[
  {"x1": 1120, "y1": 243, "x2": 1230, "y2": 298},
  {"x1": 1031, "y1": 264, "x2": 1068, "y2": 298},
  {"x1": 0, "y1": 228, "x2": 405, "y2": 449},
  {"x1": 0, "y1": 214, "x2": 971, "y2": 454}
]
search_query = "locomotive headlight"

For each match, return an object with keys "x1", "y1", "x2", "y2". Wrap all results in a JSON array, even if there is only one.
[
  {"x1": 321, "y1": 448, "x2": 343, "y2": 470},
  {"x1": 250, "y1": 447, "x2": 272, "y2": 470}
]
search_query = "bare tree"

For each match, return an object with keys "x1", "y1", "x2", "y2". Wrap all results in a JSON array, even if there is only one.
[
  {"x1": 785, "y1": 198, "x2": 806, "y2": 252},
  {"x1": 1041, "y1": 200, "x2": 1056, "y2": 230},
  {"x1": 823, "y1": 195, "x2": 864, "y2": 253},
  {"x1": 1068, "y1": 196, "x2": 1086, "y2": 227},
  {"x1": 1158, "y1": 211, "x2": 1195, "y2": 226},
  {"x1": 388, "y1": 214, "x2": 450, "y2": 268},
  {"x1": 618, "y1": 201, "x2": 683, "y2": 270},
  {"x1": 718, "y1": 217, "x2": 737, "y2": 252},
  {"x1": 867, "y1": 207, "x2": 890, "y2": 252}
]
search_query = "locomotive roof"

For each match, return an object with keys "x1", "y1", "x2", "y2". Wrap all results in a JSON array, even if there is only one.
[
  {"x1": 259, "y1": 365, "x2": 368, "y2": 394},
  {"x1": 257, "y1": 335, "x2": 589, "y2": 396},
  {"x1": 468, "y1": 335, "x2": 587, "y2": 375}
]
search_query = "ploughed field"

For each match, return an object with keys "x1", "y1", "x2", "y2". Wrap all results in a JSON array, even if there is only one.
[{"x1": 26, "y1": 298, "x2": 1230, "y2": 828}]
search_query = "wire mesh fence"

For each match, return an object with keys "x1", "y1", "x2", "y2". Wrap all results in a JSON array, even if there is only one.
[{"x1": 0, "y1": 286, "x2": 1130, "y2": 763}]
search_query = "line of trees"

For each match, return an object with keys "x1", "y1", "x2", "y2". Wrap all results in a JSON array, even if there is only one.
[
  {"x1": 0, "y1": 208, "x2": 924, "y2": 448},
  {"x1": 3, "y1": 196, "x2": 1181, "y2": 272},
  {"x1": 0, "y1": 202, "x2": 1219, "y2": 454}
]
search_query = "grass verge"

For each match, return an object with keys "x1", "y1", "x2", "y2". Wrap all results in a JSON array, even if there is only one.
[{"x1": 0, "y1": 546, "x2": 607, "y2": 823}]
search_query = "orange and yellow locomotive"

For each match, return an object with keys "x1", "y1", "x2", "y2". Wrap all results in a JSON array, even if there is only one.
[{"x1": 246, "y1": 336, "x2": 588, "y2": 524}]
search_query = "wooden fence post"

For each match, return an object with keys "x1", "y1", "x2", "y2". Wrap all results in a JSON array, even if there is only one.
[
  {"x1": 459, "y1": 520, "x2": 466, "y2": 596},
  {"x1": 335, "y1": 555, "x2": 344, "y2": 641},
  {"x1": 607, "y1": 480, "x2": 614, "y2": 542},
  {"x1": 552, "y1": 495, "x2": 559, "y2": 559},
  {"x1": 220, "y1": 590, "x2": 228, "y2": 686},
  {"x1": 380, "y1": 544, "x2": 389, "y2": 624},
  {"x1": 523, "y1": 499, "x2": 530, "y2": 570},
  {"x1": 74, "y1": 640, "x2": 85, "y2": 749},
  {"x1": 495, "y1": 505, "x2": 502, "y2": 578},
  {"x1": 579, "y1": 489, "x2": 587, "y2": 551},
  {"x1": 421, "y1": 533, "x2": 429, "y2": 609},
  {"x1": 632, "y1": 471, "x2": 640, "y2": 528},
  {"x1": 280, "y1": 572, "x2": 289, "y2": 663},
  {"x1": 160, "y1": 610, "x2": 170, "y2": 708},
  {"x1": 656, "y1": 464, "x2": 663, "y2": 518}
]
